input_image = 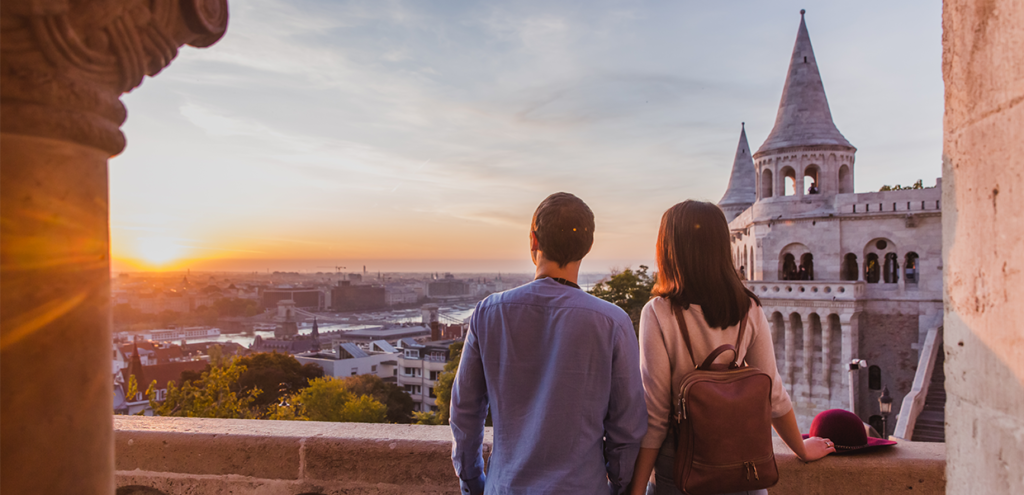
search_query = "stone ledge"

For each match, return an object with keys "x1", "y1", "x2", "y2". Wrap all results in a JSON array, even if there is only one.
[{"x1": 114, "y1": 416, "x2": 944, "y2": 494}]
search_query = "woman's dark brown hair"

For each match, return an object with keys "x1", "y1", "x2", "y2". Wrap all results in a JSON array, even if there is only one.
[{"x1": 652, "y1": 200, "x2": 760, "y2": 329}]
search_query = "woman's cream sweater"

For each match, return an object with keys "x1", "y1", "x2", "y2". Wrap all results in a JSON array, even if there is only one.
[{"x1": 638, "y1": 296, "x2": 794, "y2": 449}]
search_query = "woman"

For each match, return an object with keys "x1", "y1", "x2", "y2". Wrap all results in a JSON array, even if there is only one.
[{"x1": 629, "y1": 201, "x2": 833, "y2": 495}]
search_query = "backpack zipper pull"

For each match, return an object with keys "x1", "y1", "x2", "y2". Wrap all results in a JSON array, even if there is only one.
[
  {"x1": 681, "y1": 396, "x2": 687, "y2": 420},
  {"x1": 751, "y1": 461, "x2": 759, "y2": 480},
  {"x1": 744, "y1": 462, "x2": 751, "y2": 480}
]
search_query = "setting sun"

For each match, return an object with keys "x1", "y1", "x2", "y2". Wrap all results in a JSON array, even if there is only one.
[{"x1": 133, "y1": 236, "x2": 189, "y2": 268}]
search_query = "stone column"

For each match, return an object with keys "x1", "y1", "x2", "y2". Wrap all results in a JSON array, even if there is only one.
[
  {"x1": 839, "y1": 312, "x2": 860, "y2": 413},
  {"x1": 943, "y1": 1, "x2": 1024, "y2": 492},
  {"x1": 0, "y1": 2, "x2": 228, "y2": 494},
  {"x1": 783, "y1": 312, "x2": 796, "y2": 393},
  {"x1": 802, "y1": 312, "x2": 813, "y2": 396},
  {"x1": 821, "y1": 314, "x2": 832, "y2": 395}
]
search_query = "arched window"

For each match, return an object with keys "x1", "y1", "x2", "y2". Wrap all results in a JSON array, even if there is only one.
[
  {"x1": 781, "y1": 253, "x2": 797, "y2": 280},
  {"x1": 804, "y1": 165, "x2": 821, "y2": 195},
  {"x1": 904, "y1": 252, "x2": 919, "y2": 285},
  {"x1": 761, "y1": 169, "x2": 774, "y2": 198},
  {"x1": 868, "y1": 365, "x2": 882, "y2": 390},
  {"x1": 865, "y1": 253, "x2": 880, "y2": 283},
  {"x1": 883, "y1": 253, "x2": 899, "y2": 284},
  {"x1": 838, "y1": 164, "x2": 853, "y2": 194},
  {"x1": 799, "y1": 253, "x2": 814, "y2": 280},
  {"x1": 842, "y1": 253, "x2": 859, "y2": 281},
  {"x1": 781, "y1": 166, "x2": 796, "y2": 196}
]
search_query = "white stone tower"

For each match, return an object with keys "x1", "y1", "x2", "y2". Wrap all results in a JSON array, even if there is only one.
[
  {"x1": 754, "y1": 9, "x2": 856, "y2": 202},
  {"x1": 718, "y1": 122, "x2": 757, "y2": 222}
]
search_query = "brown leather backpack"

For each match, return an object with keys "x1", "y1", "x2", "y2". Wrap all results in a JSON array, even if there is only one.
[{"x1": 670, "y1": 305, "x2": 779, "y2": 495}]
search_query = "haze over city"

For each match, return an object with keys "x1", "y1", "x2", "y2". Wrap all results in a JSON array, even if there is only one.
[{"x1": 110, "y1": 0, "x2": 943, "y2": 273}]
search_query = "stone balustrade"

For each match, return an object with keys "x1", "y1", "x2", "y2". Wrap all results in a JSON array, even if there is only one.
[
  {"x1": 745, "y1": 280, "x2": 865, "y2": 301},
  {"x1": 114, "y1": 417, "x2": 944, "y2": 495}
]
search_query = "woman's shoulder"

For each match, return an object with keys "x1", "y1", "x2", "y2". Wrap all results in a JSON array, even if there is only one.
[{"x1": 643, "y1": 295, "x2": 671, "y2": 314}]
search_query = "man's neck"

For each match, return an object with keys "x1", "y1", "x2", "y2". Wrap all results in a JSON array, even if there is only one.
[{"x1": 534, "y1": 257, "x2": 581, "y2": 285}]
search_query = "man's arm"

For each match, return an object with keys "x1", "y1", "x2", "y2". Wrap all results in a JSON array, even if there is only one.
[
  {"x1": 450, "y1": 314, "x2": 489, "y2": 495},
  {"x1": 603, "y1": 319, "x2": 648, "y2": 494}
]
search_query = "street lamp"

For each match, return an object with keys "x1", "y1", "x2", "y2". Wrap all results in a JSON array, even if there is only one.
[{"x1": 878, "y1": 386, "x2": 893, "y2": 439}]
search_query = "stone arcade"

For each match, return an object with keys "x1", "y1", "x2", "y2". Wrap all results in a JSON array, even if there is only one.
[{"x1": 718, "y1": 11, "x2": 943, "y2": 430}]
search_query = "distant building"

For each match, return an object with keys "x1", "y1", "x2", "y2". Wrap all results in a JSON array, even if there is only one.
[
  {"x1": 427, "y1": 275, "x2": 470, "y2": 299},
  {"x1": 115, "y1": 360, "x2": 208, "y2": 415},
  {"x1": 718, "y1": 12, "x2": 943, "y2": 429},
  {"x1": 395, "y1": 339, "x2": 456, "y2": 412},
  {"x1": 385, "y1": 286, "x2": 419, "y2": 306},
  {"x1": 331, "y1": 281, "x2": 385, "y2": 311},
  {"x1": 294, "y1": 340, "x2": 400, "y2": 380},
  {"x1": 261, "y1": 287, "x2": 324, "y2": 310}
]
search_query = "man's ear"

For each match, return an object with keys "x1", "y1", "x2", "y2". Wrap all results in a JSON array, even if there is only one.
[{"x1": 529, "y1": 230, "x2": 540, "y2": 252}]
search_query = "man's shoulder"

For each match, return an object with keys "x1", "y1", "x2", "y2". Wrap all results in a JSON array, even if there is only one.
[{"x1": 478, "y1": 281, "x2": 631, "y2": 326}]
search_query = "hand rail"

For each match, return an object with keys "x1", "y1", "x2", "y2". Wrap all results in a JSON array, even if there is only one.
[{"x1": 893, "y1": 327, "x2": 943, "y2": 439}]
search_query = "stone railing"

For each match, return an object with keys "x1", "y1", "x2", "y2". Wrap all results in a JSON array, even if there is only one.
[
  {"x1": 894, "y1": 327, "x2": 943, "y2": 439},
  {"x1": 114, "y1": 417, "x2": 945, "y2": 495},
  {"x1": 745, "y1": 280, "x2": 865, "y2": 301}
]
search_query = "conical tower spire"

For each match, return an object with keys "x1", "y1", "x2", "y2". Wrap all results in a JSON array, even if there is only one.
[
  {"x1": 755, "y1": 10, "x2": 853, "y2": 155},
  {"x1": 718, "y1": 123, "x2": 757, "y2": 221}
]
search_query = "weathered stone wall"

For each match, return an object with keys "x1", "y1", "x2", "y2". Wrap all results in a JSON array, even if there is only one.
[
  {"x1": 942, "y1": 0, "x2": 1024, "y2": 493},
  {"x1": 113, "y1": 417, "x2": 945, "y2": 495},
  {"x1": 858, "y1": 311, "x2": 922, "y2": 424}
]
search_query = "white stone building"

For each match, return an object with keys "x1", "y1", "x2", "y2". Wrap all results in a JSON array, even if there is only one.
[
  {"x1": 719, "y1": 12, "x2": 943, "y2": 430},
  {"x1": 294, "y1": 340, "x2": 400, "y2": 380},
  {"x1": 396, "y1": 339, "x2": 456, "y2": 413}
]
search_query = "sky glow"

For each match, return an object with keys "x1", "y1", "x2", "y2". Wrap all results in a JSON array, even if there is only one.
[{"x1": 110, "y1": 0, "x2": 943, "y2": 273}]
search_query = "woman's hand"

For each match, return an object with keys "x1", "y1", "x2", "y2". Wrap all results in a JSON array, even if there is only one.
[{"x1": 800, "y1": 436, "x2": 836, "y2": 462}]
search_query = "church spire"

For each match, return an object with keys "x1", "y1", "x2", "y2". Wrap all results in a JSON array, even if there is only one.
[
  {"x1": 718, "y1": 123, "x2": 757, "y2": 221},
  {"x1": 755, "y1": 10, "x2": 853, "y2": 156}
]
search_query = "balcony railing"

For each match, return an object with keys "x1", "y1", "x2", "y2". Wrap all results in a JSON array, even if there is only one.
[
  {"x1": 745, "y1": 280, "x2": 865, "y2": 301},
  {"x1": 114, "y1": 416, "x2": 944, "y2": 494}
]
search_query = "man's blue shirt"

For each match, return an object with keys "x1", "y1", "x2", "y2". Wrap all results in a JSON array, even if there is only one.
[{"x1": 450, "y1": 278, "x2": 647, "y2": 495}]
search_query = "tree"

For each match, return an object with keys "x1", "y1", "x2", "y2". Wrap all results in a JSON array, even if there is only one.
[
  {"x1": 232, "y1": 352, "x2": 324, "y2": 409},
  {"x1": 412, "y1": 410, "x2": 444, "y2": 425},
  {"x1": 337, "y1": 374, "x2": 415, "y2": 424},
  {"x1": 294, "y1": 376, "x2": 387, "y2": 423},
  {"x1": 339, "y1": 395, "x2": 388, "y2": 423},
  {"x1": 588, "y1": 265, "x2": 656, "y2": 335},
  {"x1": 148, "y1": 361, "x2": 260, "y2": 419},
  {"x1": 431, "y1": 340, "x2": 464, "y2": 424}
]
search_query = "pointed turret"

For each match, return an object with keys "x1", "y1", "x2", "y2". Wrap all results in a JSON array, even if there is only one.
[
  {"x1": 756, "y1": 10, "x2": 853, "y2": 155},
  {"x1": 719, "y1": 123, "x2": 757, "y2": 221}
]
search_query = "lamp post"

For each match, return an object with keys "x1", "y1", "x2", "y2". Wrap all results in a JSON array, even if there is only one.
[{"x1": 878, "y1": 386, "x2": 893, "y2": 439}]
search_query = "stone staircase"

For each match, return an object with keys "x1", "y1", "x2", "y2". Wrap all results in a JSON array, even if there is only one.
[{"x1": 911, "y1": 350, "x2": 946, "y2": 442}]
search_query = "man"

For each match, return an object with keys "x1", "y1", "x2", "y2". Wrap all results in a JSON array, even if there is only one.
[{"x1": 451, "y1": 192, "x2": 646, "y2": 495}]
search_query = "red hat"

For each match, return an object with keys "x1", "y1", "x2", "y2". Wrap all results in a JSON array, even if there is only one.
[{"x1": 802, "y1": 409, "x2": 897, "y2": 454}]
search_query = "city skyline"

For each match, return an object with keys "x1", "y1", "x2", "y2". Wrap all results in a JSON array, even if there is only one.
[{"x1": 110, "y1": 0, "x2": 943, "y2": 272}]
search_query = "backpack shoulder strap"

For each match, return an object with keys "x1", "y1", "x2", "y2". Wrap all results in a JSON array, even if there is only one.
[
  {"x1": 732, "y1": 311, "x2": 748, "y2": 367},
  {"x1": 672, "y1": 304, "x2": 697, "y2": 368}
]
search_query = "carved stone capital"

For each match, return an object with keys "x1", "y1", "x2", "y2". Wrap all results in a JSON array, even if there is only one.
[{"x1": 1, "y1": 0, "x2": 229, "y2": 155}]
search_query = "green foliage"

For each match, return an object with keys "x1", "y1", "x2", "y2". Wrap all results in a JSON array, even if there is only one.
[
  {"x1": 336, "y1": 374, "x2": 415, "y2": 424},
  {"x1": 291, "y1": 376, "x2": 387, "y2": 423},
  {"x1": 588, "y1": 265, "x2": 656, "y2": 335},
  {"x1": 148, "y1": 361, "x2": 260, "y2": 418},
  {"x1": 232, "y1": 352, "x2": 324, "y2": 409},
  {"x1": 339, "y1": 395, "x2": 388, "y2": 423},
  {"x1": 412, "y1": 410, "x2": 444, "y2": 425},
  {"x1": 879, "y1": 180, "x2": 925, "y2": 192},
  {"x1": 126, "y1": 374, "x2": 140, "y2": 401},
  {"x1": 430, "y1": 340, "x2": 465, "y2": 424}
]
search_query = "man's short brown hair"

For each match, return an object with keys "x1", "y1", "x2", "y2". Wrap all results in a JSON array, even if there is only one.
[{"x1": 531, "y1": 192, "x2": 595, "y2": 267}]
